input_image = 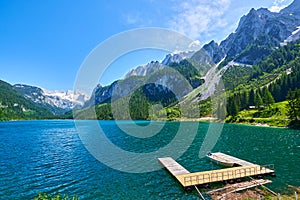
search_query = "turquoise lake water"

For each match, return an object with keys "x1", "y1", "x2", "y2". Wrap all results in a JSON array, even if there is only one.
[{"x1": 0, "y1": 120, "x2": 299, "y2": 199}]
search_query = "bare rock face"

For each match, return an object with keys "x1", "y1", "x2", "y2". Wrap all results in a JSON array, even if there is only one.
[{"x1": 202, "y1": 0, "x2": 300, "y2": 65}]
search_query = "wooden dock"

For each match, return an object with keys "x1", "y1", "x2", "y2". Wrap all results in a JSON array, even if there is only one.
[
  {"x1": 158, "y1": 153, "x2": 274, "y2": 188},
  {"x1": 176, "y1": 164, "x2": 274, "y2": 187}
]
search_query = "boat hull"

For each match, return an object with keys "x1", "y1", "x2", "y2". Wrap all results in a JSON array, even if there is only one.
[
  {"x1": 209, "y1": 158, "x2": 235, "y2": 167},
  {"x1": 206, "y1": 153, "x2": 235, "y2": 167}
]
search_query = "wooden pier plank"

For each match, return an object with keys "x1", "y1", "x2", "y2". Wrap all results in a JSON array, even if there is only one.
[{"x1": 158, "y1": 157, "x2": 190, "y2": 176}]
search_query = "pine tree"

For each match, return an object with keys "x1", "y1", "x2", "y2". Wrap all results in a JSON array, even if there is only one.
[
  {"x1": 262, "y1": 88, "x2": 275, "y2": 109},
  {"x1": 272, "y1": 84, "x2": 281, "y2": 102},
  {"x1": 287, "y1": 89, "x2": 300, "y2": 120},
  {"x1": 227, "y1": 95, "x2": 240, "y2": 116},
  {"x1": 254, "y1": 91, "x2": 263, "y2": 110},
  {"x1": 240, "y1": 91, "x2": 249, "y2": 110},
  {"x1": 248, "y1": 89, "x2": 255, "y2": 106}
]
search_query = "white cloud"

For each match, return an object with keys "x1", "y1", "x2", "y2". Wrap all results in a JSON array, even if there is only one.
[
  {"x1": 269, "y1": 5, "x2": 285, "y2": 12},
  {"x1": 122, "y1": 12, "x2": 153, "y2": 27},
  {"x1": 123, "y1": 13, "x2": 142, "y2": 25},
  {"x1": 188, "y1": 40, "x2": 201, "y2": 49},
  {"x1": 168, "y1": 0, "x2": 231, "y2": 40},
  {"x1": 269, "y1": 0, "x2": 290, "y2": 12}
]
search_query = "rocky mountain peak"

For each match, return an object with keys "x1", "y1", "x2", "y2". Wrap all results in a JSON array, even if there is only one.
[
  {"x1": 124, "y1": 61, "x2": 165, "y2": 78},
  {"x1": 201, "y1": 0, "x2": 300, "y2": 65},
  {"x1": 161, "y1": 51, "x2": 195, "y2": 66},
  {"x1": 202, "y1": 40, "x2": 225, "y2": 63},
  {"x1": 124, "y1": 50, "x2": 196, "y2": 78}
]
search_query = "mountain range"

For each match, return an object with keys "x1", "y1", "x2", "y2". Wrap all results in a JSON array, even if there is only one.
[
  {"x1": 0, "y1": 82, "x2": 89, "y2": 120},
  {"x1": 88, "y1": 0, "x2": 300, "y2": 107},
  {"x1": 13, "y1": 84, "x2": 89, "y2": 115}
]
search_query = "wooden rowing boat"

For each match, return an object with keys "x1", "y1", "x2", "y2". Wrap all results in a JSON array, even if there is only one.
[{"x1": 206, "y1": 152, "x2": 235, "y2": 167}]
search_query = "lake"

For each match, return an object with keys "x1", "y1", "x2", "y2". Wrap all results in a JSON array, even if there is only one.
[{"x1": 0, "y1": 120, "x2": 299, "y2": 199}]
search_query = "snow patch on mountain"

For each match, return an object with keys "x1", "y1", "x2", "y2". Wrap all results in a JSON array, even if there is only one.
[
  {"x1": 42, "y1": 89, "x2": 89, "y2": 109},
  {"x1": 281, "y1": 26, "x2": 300, "y2": 45},
  {"x1": 14, "y1": 84, "x2": 89, "y2": 112}
]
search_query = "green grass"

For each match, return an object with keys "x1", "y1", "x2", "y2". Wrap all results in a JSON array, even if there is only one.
[{"x1": 227, "y1": 101, "x2": 291, "y2": 127}]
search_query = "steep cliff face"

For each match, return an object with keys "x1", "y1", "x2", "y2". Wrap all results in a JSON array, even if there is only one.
[
  {"x1": 281, "y1": 0, "x2": 300, "y2": 18},
  {"x1": 201, "y1": 0, "x2": 300, "y2": 65},
  {"x1": 89, "y1": 67, "x2": 195, "y2": 106},
  {"x1": 202, "y1": 40, "x2": 225, "y2": 63}
]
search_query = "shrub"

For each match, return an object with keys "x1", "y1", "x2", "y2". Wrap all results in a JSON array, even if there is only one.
[{"x1": 34, "y1": 192, "x2": 80, "y2": 200}]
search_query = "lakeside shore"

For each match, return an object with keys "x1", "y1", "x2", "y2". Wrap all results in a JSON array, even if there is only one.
[
  {"x1": 1, "y1": 117, "x2": 299, "y2": 130},
  {"x1": 169, "y1": 116, "x2": 295, "y2": 129}
]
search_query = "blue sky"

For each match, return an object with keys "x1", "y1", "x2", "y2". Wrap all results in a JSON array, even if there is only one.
[{"x1": 0, "y1": 0, "x2": 294, "y2": 90}]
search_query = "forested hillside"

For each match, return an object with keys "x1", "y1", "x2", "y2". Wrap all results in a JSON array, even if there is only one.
[
  {"x1": 74, "y1": 40, "x2": 300, "y2": 126},
  {"x1": 0, "y1": 80, "x2": 53, "y2": 121},
  {"x1": 224, "y1": 40, "x2": 300, "y2": 126}
]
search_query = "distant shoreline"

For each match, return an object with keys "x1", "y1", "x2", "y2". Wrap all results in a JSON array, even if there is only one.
[{"x1": 1, "y1": 117, "x2": 299, "y2": 129}]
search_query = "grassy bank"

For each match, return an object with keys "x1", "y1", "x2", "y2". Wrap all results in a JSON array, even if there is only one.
[{"x1": 226, "y1": 101, "x2": 292, "y2": 127}]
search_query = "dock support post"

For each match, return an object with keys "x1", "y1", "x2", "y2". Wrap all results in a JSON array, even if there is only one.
[{"x1": 194, "y1": 185, "x2": 205, "y2": 200}]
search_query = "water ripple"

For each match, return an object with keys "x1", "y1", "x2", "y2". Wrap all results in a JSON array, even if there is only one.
[{"x1": 0, "y1": 120, "x2": 299, "y2": 199}]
